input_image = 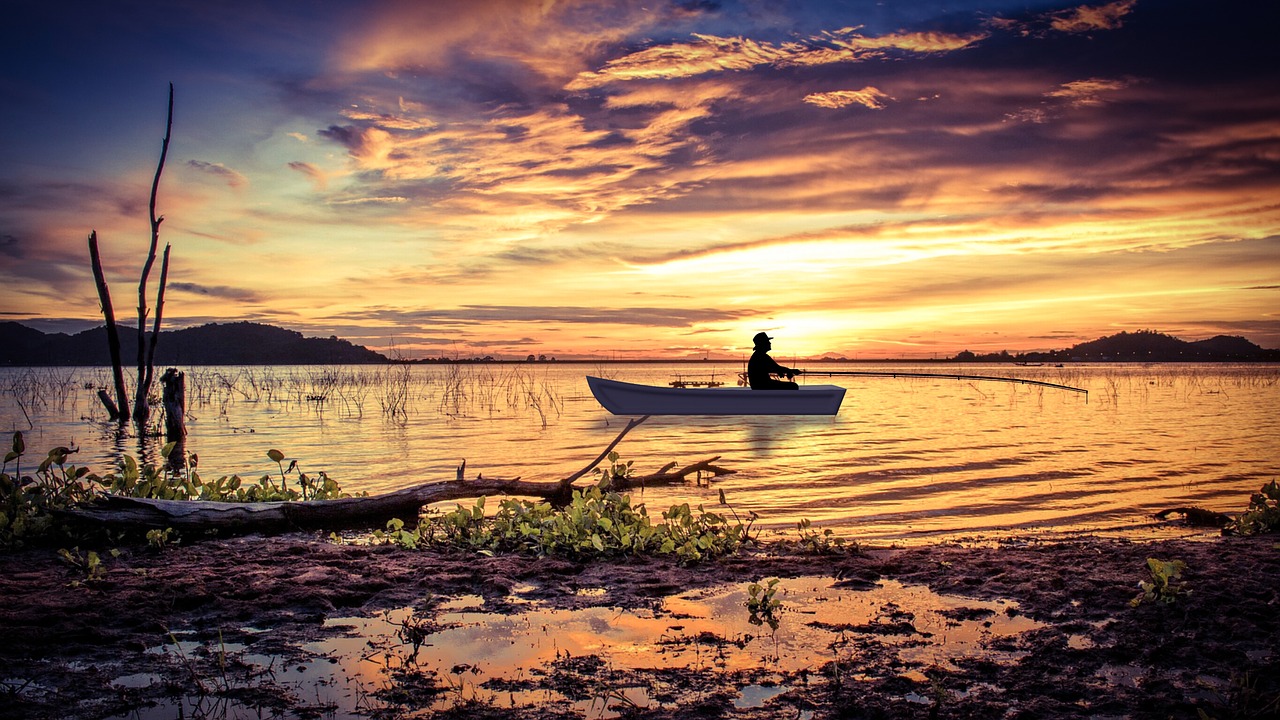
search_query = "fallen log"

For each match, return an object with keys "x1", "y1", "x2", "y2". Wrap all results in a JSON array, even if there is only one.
[{"x1": 59, "y1": 416, "x2": 735, "y2": 535}]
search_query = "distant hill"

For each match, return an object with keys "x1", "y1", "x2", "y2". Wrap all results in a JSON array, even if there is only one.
[
  {"x1": 0, "y1": 321, "x2": 389, "y2": 366},
  {"x1": 956, "y1": 330, "x2": 1279, "y2": 362}
]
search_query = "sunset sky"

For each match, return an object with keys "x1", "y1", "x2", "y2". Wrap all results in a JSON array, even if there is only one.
[{"x1": 2, "y1": 0, "x2": 1277, "y2": 360}]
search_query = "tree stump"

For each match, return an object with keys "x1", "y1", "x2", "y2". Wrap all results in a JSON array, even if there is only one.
[{"x1": 160, "y1": 368, "x2": 186, "y2": 469}]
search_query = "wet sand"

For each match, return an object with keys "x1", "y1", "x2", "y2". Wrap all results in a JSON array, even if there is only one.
[{"x1": 1, "y1": 532, "x2": 1277, "y2": 719}]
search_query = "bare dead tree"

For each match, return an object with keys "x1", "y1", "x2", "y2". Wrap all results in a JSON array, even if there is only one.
[
  {"x1": 133, "y1": 83, "x2": 174, "y2": 423},
  {"x1": 88, "y1": 83, "x2": 175, "y2": 425}
]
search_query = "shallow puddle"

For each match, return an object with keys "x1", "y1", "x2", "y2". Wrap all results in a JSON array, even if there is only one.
[{"x1": 115, "y1": 576, "x2": 1042, "y2": 718}]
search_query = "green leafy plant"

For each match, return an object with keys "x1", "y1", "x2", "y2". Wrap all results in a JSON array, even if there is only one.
[
  {"x1": 2, "y1": 434, "x2": 354, "y2": 547},
  {"x1": 1229, "y1": 480, "x2": 1280, "y2": 536},
  {"x1": 745, "y1": 578, "x2": 782, "y2": 629},
  {"x1": 596, "y1": 450, "x2": 633, "y2": 489},
  {"x1": 418, "y1": 469, "x2": 753, "y2": 565},
  {"x1": 795, "y1": 518, "x2": 846, "y2": 554},
  {"x1": 57, "y1": 546, "x2": 112, "y2": 586},
  {"x1": 2, "y1": 433, "x2": 99, "y2": 547},
  {"x1": 146, "y1": 527, "x2": 177, "y2": 550},
  {"x1": 373, "y1": 517, "x2": 425, "y2": 549},
  {"x1": 1131, "y1": 557, "x2": 1188, "y2": 606},
  {"x1": 96, "y1": 444, "x2": 351, "y2": 503}
]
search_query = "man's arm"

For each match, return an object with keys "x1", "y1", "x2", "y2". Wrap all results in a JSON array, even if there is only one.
[{"x1": 765, "y1": 355, "x2": 799, "y2": 377}]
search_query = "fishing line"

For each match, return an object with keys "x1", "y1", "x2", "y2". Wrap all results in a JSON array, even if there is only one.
[{"x1": 799, "y1": 370, "x2": 1089, "y2": 399}]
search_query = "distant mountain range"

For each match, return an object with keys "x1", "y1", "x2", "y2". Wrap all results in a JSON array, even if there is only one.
[
  {"x1": 954, "y1": 330, "x2": 1279, "y2": 362},
  {"x1": 1, "y1": 322, "x2": 1276, "y2": 366},
  {"x1": 0, "y1": 321, "x2": 388, "y2": 366}
]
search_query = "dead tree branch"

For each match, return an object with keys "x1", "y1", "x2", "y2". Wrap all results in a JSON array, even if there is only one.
[
  {"x1": 133, "y1": 83, "x2": 174, "y2": 423},
  {"x1": 558, "y1": 414, "x2": 650, "y2": 487},
  {"x1": 88, "y1": 231, "x2": 129, "y2": 421}
]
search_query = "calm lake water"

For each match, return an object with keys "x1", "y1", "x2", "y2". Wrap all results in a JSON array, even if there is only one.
[{"x1": 4, "y1": 363, "x2": 1277, "y2": 543}]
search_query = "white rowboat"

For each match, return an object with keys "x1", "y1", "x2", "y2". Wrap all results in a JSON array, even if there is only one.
[{"x1": 586, "y1": 376, "x2": 845, "y2": 416}]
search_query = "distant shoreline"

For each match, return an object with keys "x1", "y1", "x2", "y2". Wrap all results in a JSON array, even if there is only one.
[
  {"x1": 4, "y1": 321, "x2": 1277, "y2": 365},
  {"x1": 4, "y1": 358, "x2": 1280, "y2": 368}
]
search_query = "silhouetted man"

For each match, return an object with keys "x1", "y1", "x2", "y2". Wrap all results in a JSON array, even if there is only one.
[{"x1": 747, "y1": 332, "x2": 801, "y2": 389}]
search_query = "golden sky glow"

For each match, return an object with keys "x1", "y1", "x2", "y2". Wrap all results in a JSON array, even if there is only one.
[{"x1": 1, "y1": 0, "x2": 1277, "y2": 359}]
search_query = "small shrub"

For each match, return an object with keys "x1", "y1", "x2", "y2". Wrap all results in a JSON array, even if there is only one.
[
  {"x1": 373, "y1": 517, "x2": 424, "y2": 549},
  {"x1": 57, "y1": 546, "x2": 116, "y2": 586},
  {"x1": 1131, "y1": 557, "x2": 1188, "y2": 607},
  {"x1": 745, "y1": 578, "x2": 783, "y2": 629},
  {"x1": 796, "y1": 518, "x2": 847, "y2": 554},
  {"x1": 1229, "y1": 480, "x2": 1280, "y2": 536},
  {"x1": 146, "y1": 527, "x2": 177, "y2": 550}
]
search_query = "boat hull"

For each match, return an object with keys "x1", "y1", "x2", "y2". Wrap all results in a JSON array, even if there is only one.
[{"x1": 586, "y1": 376, "x2": 845, "y2": 416}]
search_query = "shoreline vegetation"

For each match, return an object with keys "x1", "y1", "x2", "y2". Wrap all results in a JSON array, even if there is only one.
[
  {"x1": 2, "y1": 428, "x2": 1278, "y2": 718},
  {"x1": 3, "y1": 327, "x2": 1278, "y2": 717},
  {"x1": 4, "y1": 322, "x2": 1279, "y2": 365},
  {"x1": 4, "y1": 403, "x2": 1276, "y2": 709},
  {"x1": 2, "y1": 435, "x2": 1280, "y2": 712}
]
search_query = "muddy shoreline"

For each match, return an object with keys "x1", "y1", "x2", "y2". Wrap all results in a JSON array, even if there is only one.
[{"x1": 1, "y1": 532, "x2": 1277, "y2": 719}]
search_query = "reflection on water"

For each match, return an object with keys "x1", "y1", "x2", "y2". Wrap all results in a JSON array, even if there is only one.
[
  {"x1": 3, "y1": 363, "x2": 1278, "y2": 543},
  {"x1": 113, "y1": 577, "x2": 1043, "y2": 719}
]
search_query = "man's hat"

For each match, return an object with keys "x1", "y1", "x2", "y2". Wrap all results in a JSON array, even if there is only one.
[{"x1": 753, "y1": 332, "x2": 772, "y2": 346}]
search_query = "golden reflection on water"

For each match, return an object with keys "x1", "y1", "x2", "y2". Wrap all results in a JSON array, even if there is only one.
[
  {"x1": 4, "y1": 363, "x2": 1278, "y2": 543},
  {"x1": 257, "y1": 576, "x2": 1044, "y2": 717}
]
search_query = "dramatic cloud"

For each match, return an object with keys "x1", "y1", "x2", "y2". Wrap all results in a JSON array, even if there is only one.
[
  {"x1": 3, "y1": 0, "x2": 1278, "y2": 357},
  {"x1": 566, "y1": 27, "x2": 986, "y2": 89}
]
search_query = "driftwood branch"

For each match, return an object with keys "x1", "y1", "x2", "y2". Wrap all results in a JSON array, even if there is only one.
[{"x1": 61, "y1": 421, "x2": 735, "y2": 535}]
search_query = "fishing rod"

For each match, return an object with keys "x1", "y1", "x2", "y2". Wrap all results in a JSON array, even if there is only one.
[{"x1": 798, "y1": 369, "x2": 1089, "y2": 398}]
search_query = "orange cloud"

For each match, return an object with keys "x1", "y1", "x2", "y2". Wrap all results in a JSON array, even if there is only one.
[
  {"x1": 568, "y1": 27, "x2": 986, "y2": 90},
  {"x1": 804, "y1": 87, "x2": 892, "y2": 110},
  {"x1": 1050, "y1": 0, "x2": 1138, "y2": 33},
  {"x1": 333, "y1": 0, "x2": 658, "y2": 86},
  {"x1": 1046, "y1": 77, "x2": 1131, "y2": 106}
]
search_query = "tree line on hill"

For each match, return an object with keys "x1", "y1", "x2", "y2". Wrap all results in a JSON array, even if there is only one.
[
  {"x1": 0, "y1": 321, "x2": 388, "y2": 366},
  {"x1": 2, "y1": 323, "x2": 1276, "y2": 366},
  {"x1": 951, "y1": 329, "x2": 1278, "y2": 362}
]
